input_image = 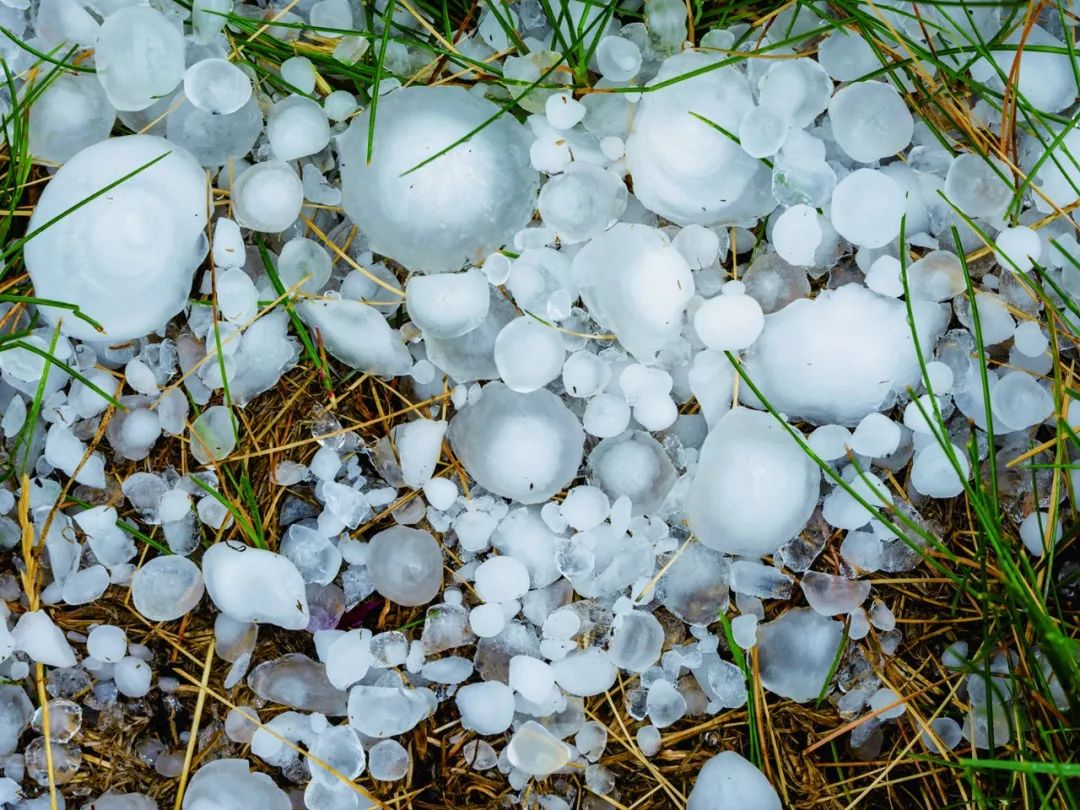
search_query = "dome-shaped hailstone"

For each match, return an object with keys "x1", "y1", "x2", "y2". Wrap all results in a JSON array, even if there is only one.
[
  {"x1": 338, "y1": 86, "x2": 539, "y2": 274},
  {"x1": 25, "y1": 135, "x2": 208, "y2": 342},
  {"x1": 625, "y1": 50, "x2": 775, "y2": 226}
]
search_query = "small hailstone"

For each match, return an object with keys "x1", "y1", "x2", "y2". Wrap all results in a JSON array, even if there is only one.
[
  {"x1": 597, "y1": 36, "x2": 642, "y2": 81},
  {"x1": 869, "y1": 687, "x2": 905, "y2": 720},
  {"x1": 693, "y1": 284, "x2": 765, "y2": 351},
  {"x1": 864, "y1": 254, "x2": 903, "y2": 297},
  {"x1": 869, "y1": 600, "x2": 896, "y2": 631},
  {"x1": 731, "y1": 613, "x2": 758, "y2": 649},
  {"x1": 280, "y1": 56, "x2": 317, "y2": 95},
  {"x1": 231, "y1": 160, "x2": 304, "y2": 233},
  {"x1": 673, "y1": 225, "x2": 721, "y2": 270},
  {"x1": 600, "y1": 136, "x2": 624, "y2": 160},
  {"x1": 114, "y1": 656, "x2": 152, "y2": 698},
  {"x1": 509, "y1": 655, "x2": 556, "y2": 704},
  {"x1": 633, "y1": 393, "x2": 678, "y2": 431},
  {"x1": 848, "y1": 606, "x2": 870, "y2": 639},
  {"x1": 637, "y1": 725, "x2": 662, "y2": 756},
  {"x1": 827, "y1": 80, "x2": 913, "y2": 164},
  {"x1": 830, "y1": 169, "x2": 905, "y2": 248},
  {"x1": 545, "y1": 92, "x2": 586, "y2": 130},
  {"x1": 202, "y1": 543, "x2": 310, "y2": 629},
  {"x1": 212, "y1": 217, "x2": 244, "y2": 268},
  {"x1": 469, "y1": 603, "x2": 505, "y2": 637},
  {"x1": 1013, "y1": 322, "x2": 1048, "y2": 357},
  {"x1": 560, "y1": 486, "x2": 610, "y2": 531},
  {"x1": 921, "y1": 717, "x2": 963, "y2": 753},
  {"x1": 739, "y1": 106, "x2": 789, "y2": 159},
  {"x1": 850, "y1": 413, "x2": 900, "y2": 457},
  {"x1": 125, "y1": 358, "x2": 158, "y2": 395},
  {"x1": 456, "y1": 681, "x2": 515, "y2": 735},
  {"x1": 943, "y1": 153, "x2": 1012, "y2": 218},
  {"x1": 994, "y1": 226, "x2": 1041, "y2": 272},
  {"x1": 368, "y1": 739, "x2": 409, "y2": 781},
  {"x1": 474, "y1": 556, "x2": 530, "y2": 603},
  {"x1": 583, "y1": 393, "x2": 631, "y2": 438},
  {"x1": 324, "y1": 89, "x2": 358, "y2": 121},
  {"x1": 87, "y1": 625, "x2": 127, "y2": 664},
  {"x1": 131, "y1": 555, "x2": 205, "y2": 622},
  {"x1": 367, "y1": 527, "x2": 443, "y2": 606},
  {"x1": 189, "y1": 406, "x2": 236, "y2": 465},
  {"x1": 773, "y1": 205, "x2": 822, "y2": 267},
  {"x1": 494, "y1": 316, "x2": 566, "y2": 393},
  {"x1": 184, "y1": 58, "x2": 252, "y2": 115},
  {"x1": 95, "y1": 6, "x2": 184, "y2": 111},
  {"x1": 808, "y1": 424, "x2": 852, "y2": 461},
  {"x1": 423, "y1": 478, "x2": 457, "y2": 510},
  {"x1": 990, "y1": 370, "x2": 1053, "y2": 430},
  {"x1": 13, "y1": 611, "x2": 76, "y2": 667},
  {"x1": 1019, "y1": 510, "x2": 1062, "y2": 557},
  {"x1": 800, "y1": 571, "x2": 871, "y2": 616},
  {"x1": 506, "y1": 721, "x2": 572, "y2": 777},
  {"x1": 924, "y1": 360, "x2": 954, "y2": 393},
  {"x1": 910, "y1": 443, "x2": 969, "y2": 498},
  {"x1": 267, "y1": 95, "x2": 331, "y2": 161}
]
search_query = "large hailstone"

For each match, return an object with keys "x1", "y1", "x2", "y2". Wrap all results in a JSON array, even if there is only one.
[
  {"x1": 572, "y1": 224, "x2": 694, "y2": 363},
  {"x1": 625, "y1": 50, "x2": 774, "y2": 225},
  {"x1": 338, "y1": 86, "x2": 538, "y2": 273},
  {"x1": 741, "y1": 284, "x2": 949, "y2": 425},
  {"x1": 95, "y1": 6, "x2": 185, "y2": 112},
  {"x1": 687, "y1": 408, "x2": 820, "y2": 557},
  {"x1": 25, "y1": 135, "x2": 207, "y2": 341},
  {"x1": 449, "y1": 383, "x2": 585, "y2": 504}
]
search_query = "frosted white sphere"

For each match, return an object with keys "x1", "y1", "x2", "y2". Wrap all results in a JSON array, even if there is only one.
[
  {"x1": 687, "y1": 408, "x2": 820, "y2": 556},
  {"x1": 367, "y1": 527, "x2": 443, "y2": 606},
  {"x1": 28, "y1": 73, "x2": 115, "y2": 165},
  {"x1": 994, "y1": 226, "x2": 1041, "y2": 272},
  {"x1": 537, "y1": 163, "x2": 627, "y2": 243},
  {"x1": 944, "y1": 153, "x2": 1012, "y2": 218},
  {"x1": 830, "y1": 169, "x2": 905, "y2": 248},
  {"x1": 25, "y1": 135, "x2": 207, "y2": 341},
  {"x1": 738, "y1": 106, "x2": 788, "y2": 159},
  {"x1": 494, "y1": 316, "x2": 566, "y2": 393},
  {"x1": 95, "y1": 6, "x2": 185, "y2": 111},
  {"x1": 131, "y1": 555, "x2": 205, "y2": 622},
  {"x1": 449, "y1": 383, "x2": 584, "y2": 504},
  {"x1": 693, "y1": 288, "x2": 764, "y2": 350},
  {"x1": 232, "y1": 160, "x2": 304, "y2": 232},
  {"x1": 184, "y1": 58, "x2": 252, "y2": 115},
  {"x1": 827, "y1": 80, "x2": 914, "y2": 164},
  {"x1": 268, "y1": 95, "x2": 331, "y2": 161},
  {"x1": 339, "y1": 86, "x2": 538, "y2": 273}
]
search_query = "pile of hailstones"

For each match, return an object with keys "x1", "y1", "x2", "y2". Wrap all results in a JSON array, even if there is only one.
[{"x1": 0, "y1": 0, "x2": 1075, "y2": 806}]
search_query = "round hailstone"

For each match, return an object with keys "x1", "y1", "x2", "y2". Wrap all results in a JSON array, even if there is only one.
[
  {"x1": 165, "y1": 96, "x2": 264, "y2": 168},
  {"x1": 189, "y1": 405, "x2": 236, "y2": 465},
  {"x1": 202, "y1": 543, "x2": 310, "y2": 629},
  {"x1": 267, "y1": 95, "x2": 331, "y2": 161},
  {"x1": 278, "y1": 238, "x2": 332, "y2": 294},
  {"x1": 183, "y1": 58, "x2": 252, "y2": 115},
  {"x1": 1019, "y1": 510, "x2": 1062, "y2": 557},
  {"x1": 588, "y1": 431, "x2": 677, "y2": 515},
  {"x1": 687, "y1": 408, "x2": 820, "y2": 556},
  {"x1": 830, "y1": 169, "x2": 905, "y2": 249},
  {"x1": 827, "y1": 80, "x2": 914, "y2": 164},
  {"x1": 625, "y1": 50, "x2": 774, "y2": 225},
  {"x1": 24, "y1": 135, "x2": 207, "y2": 341},
  {"x1": 687, "y1": 751, "x2": 781, "y2": 810},
  {"x1": 405, "y1": 269, "x2": 491, "y2": 339},
  {"x1": 583, "y1": 394, "x2": 631, "y2": 438},
  {"x1": 758, "y1": 58, "x2": 832, "y2": 128},
  {"x1": 537, "y1": 163, "x2": 627, "y2": 243},
  {"x1": 86, "y1": 625, "x2": 127, "y2": 664},
  {"x1": 572, "y1": 224, "x2": 695, "y2": 363},
  {"x1": 474, "y1": 556, "x2": 531, "y2": 603},
  {"x1": 850, "y1": 412, "x2": 900, "y2": 457},
  {"x1": 994, "y1": 226, "x2": 1041, "y2": 272},
  {"x1": 596, "y1": 36, "x2": 642, "y2": 81},
  {"x1": 818, "y1": 29, "x2": 879, "y2": 81},
  {"x1": 339, "y1": 86, "x2": 538, "y2": 273},
  {"x1": 130, "y1": 555, "x2": 205, "y2": 622},
  {"x1": 95, "y1": 6, "x2": 185, "y2": 111},
  {"x1": 907, "y1": 250, "x2": 965, "y2": 301},
  {"x1": 772, "y1": 204, "x2": 822, "y2": 266},
  {"x1": 367, "y1": 527, "x2": 443, "y2": 606},
  {"x1": 1013, "y1": 322, "x2": 1048, "y2": 358},
  {"x1": 693, "y1": 283, "x2": 765, "y2": 351},
  {"x1": 545, "y1": 92, "x2": 586, "y2": 130},
  {"x1": 943, "y1": 153, "x2": 1012, "y2": 218},
  {"x1": 27, "y1": 73, "x2": 116, "y2": 165},
  {"x1": 990, "y1": 370, "x2": 1053, "y2": 430},
  {"x1": 449, "y1": 383, "x2": 585, "y2": 504},
  {"x1": 738, "y1": 106, "x2": 789, "y2": 159},
  {"x1": 231, "y1": 160, "x2": 304, "y2": 232},
  {"x1": 182, "y1": 759, "x2": 290, "y2": 810},
  {"x1": 493, "y1": 316, "x2": 566, "y2": 393},
  {"x1": 910, "y1": 442, "x2": 970, "y2": 498}
]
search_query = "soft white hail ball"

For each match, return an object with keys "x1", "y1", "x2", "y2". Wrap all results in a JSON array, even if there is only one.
[
  {"x1": 830, "y1": 169, "x2": 905, "y2": 248},
  {"x1": 95, "y1": 6, "x2": 185, "y2": 111}
]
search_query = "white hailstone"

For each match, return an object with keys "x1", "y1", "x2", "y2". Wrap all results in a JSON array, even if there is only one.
[
  {"x1": 131, "y1": 556, "x2": 205, "y2": 621},
  {"x1": 987, "y1": 27, "x2": 1076, "y2": 115},
  {"x1": 267, "y1": 95, "x2": 331, "y2": 161},
  {"x1": 990, "y1": 370, "x2": 1053, "y2": 431},
  {"x1": 182, "y1": 759, "x2": 290, "y2": 810},
  {"x1": 423, "y1": 477, "x2": 458, "y2": 510},
  {"x1": 406, "y1": 269, "x2": 491, "y2": 339},
  {"x1": 231, "y1": 160, "x2": 304, "y2": 233},
  {"x1": 1013, "y1": 322, "x2": 1048, "y2": 357},
  {"x1": 742, "y1": 284, "x2": 948, "y2": 425},
  {"x1": 921, "y1": 718, "x2": 964, "y2": 754},
  {"x1": 183, "y1": 58, "x2": 252, "y2": 115},
  {"x1": 324, "y1": 89, "x2": 358, "y2": 121},
  {"x1": 545, "y1": 92, "x2": 587, "y2": 130},
  {"x1": 738, "y1": 106, "x2": 789, "y2": 159},
  {"x1": 469, "y1": 603, "x2": 505, "y2": 637},
  {"x1": 822, "y1": 471, "x2": 893, "y2": 530},
  {"x1": 633, "y1": 392, "x2": 678, "y2": 431},
  {"x1": 673, "y1": 225, "x2": 721, "y2": 270},
  {"x1": 44, "y1": 424, "x2": 105, "y2": 488},
  {"x1": 994, "y1": 226, "x2": 1041, "y2": 272},
  {"x1": 830, "y1": 169, "x2": 905, "y2": 248},
  {"x1": 687, "y1": 751, "x2": 781, "y2": 810},
  {"x1": 560, "y1": 486, "x2": 610, "y2": 531},
  {"x1": 217, "y1": 267, "x2": 258, "y2": 323},
  {"x1": 339, "y1": 86, "x2": 538, "y2": 274},
  {"x1": 596, "y1": 35, "x2": 642, "y2": 81},
  {"x1": 687, "y1": 408, "x2": 819, "y2": 556},
  {"x1": 850, "y1": 412, "x2": 900, "y2": 457},
  {"x1": 537, "y1": 163, "x2": 627, "y2": 243},
  {"x1": 278, "y1": 237, "x2": 332, "y2": 294},
  {"x1": 27, "y1": 73, "x2": 115, "y2": 165},
  {"x1": 865, "y1": 254, "x2": 903, "y2": 297},
  {"x1": 907, "y1": 250, "x2": 965, "y2": 302},
  {"x1": 758, "y1": 608, "x2": 842, "y2": 701},
  {"x1": 212, "y1": 217, "x2": 244, "y2": 268},
  {"x1": 456, "y1": 682, "x2": 515, "y2": 734},
  {"x1": 818, "y1": 29, "x2": 879, "y2": 81},
  {"x1": 801, "y1": 571, "x2": 871, "y2": 616},
  {"x1": 925, "y1": 361, "x2": 954, "y2": 393},
  {"x1": 694, "y1": 283, "x2": 765, "y2": 351},
  {"x1": 300, "y1": 297, "x2": 412, "y2": 376},
  {"x1": 827, "y1": 80, "x2": 914, "y2": 164},
  {"x1": 87, "y1": 625, "x2": 127, "y2": 664},
  {"x1": 773, "y1": 205, "x2": 822, "y2": 266},
  {"x1": 13, "y1": 611, "x2": 76, "y2": 668},
  {"x1": 910, "y1": 442, "x2": 970, "y2": 498},
  {"x1": 449, "y1": 383, "x2": 584, "y2": 504},
  {"x1": 758, "y1": 57, "x2": 832, "y2": 128},
  {"x1": 573, "y1": 224, "x2": 694, "y2": 363},
  {"x1": 280, "y1": 56, "x2": 316, "y2": 95},
  {"x1": 943, "y1": 153, "x2": 1012, "y2": 218},
  {"x1": 367, "y1": 527, "x2": 443, "y2": 606},
  {"x1": 392, "y1": 419, "x2": 447, "y2": 488},
  {"x1": 731, "y1": 614, "x2": 758, "y2": 649},
  {"x1": 95, "y1": 6, "x2": 184, "y2": 111},
  {"x1": 474, "y1": 556, "x2": 530, "y2": 603},
  {"x1": 807, "y1": 424, "x2": 851, "y2": 460},
  {"x1": 114, "y1": 656, "x2": 152, "y2": 698},
  {"x1": 1019, "y1": 511, "x2": 1062, "y2": 557},
  {"x1": 507, "y1": 721, "x2": 572, "y2": 777},
  {"x1": 626, "y1": 50, "x2": 773, "y2": 225},
  {"x1": 24, "y1": 135, "x2": 207, "y2": 341},
  {"x1": 869, "y1": 687, "x2": 906, "y2": 720},
  {"x1": 202, "y1": 543, "x2": 310, "y2": 629},
  {"x1": 509, "y1": 655, "x2": 556, "y2": 704},
  {"x1": 552, "y1": 648, "x2": 617, "y2": 696},
  {"x1": 583, "y1": 393, "x2": 631, "y2": 438},
  {"x1": 608, "y1": 611, "x2": 664, "y2": 672},
  {"x1": 494, "y1": 316, "x2": 566, "y2": 393},
  {"x1": 562, "y1": 351, "x2": 611, "y2": 398}
]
